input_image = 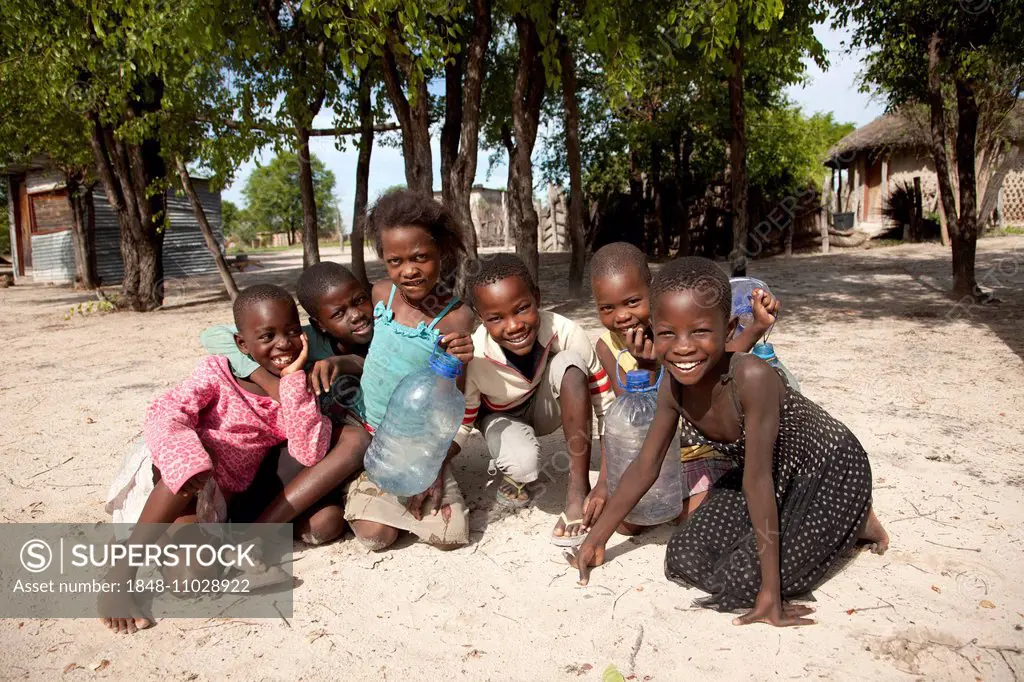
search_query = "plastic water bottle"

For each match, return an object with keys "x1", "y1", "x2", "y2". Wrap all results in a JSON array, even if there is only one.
[
  {"x1": 604, "y1": 370, "x2": 684, "y2": 526},
  {"x1": 752, "y1": 342, "x2": 800, "y2": 393},
  {"x1": 729, "y1": 276, "x2": 770, "y2": 335},
  {"x1": 364, "y1": 350, "x2": 466, "y2": 497}
]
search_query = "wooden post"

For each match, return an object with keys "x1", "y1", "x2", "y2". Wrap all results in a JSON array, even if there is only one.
[
  {"x1": 175, "y1": 157, "x2": 239, "y2": 301},
  {"x1": 937, "y1": 193, "x2": 951, "y2": 246},
  {"x1": 832, "y1": 167, "x2": 839, "y2": 214}
]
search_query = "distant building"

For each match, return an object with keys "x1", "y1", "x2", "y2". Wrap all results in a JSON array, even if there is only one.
[
  {"x1": 3, "y1": 160, "x2": 223, "y2": 285},
  {"x1": 824, "y1": 106, "x2": 1024, "y2": 235},
  {"x1": 434, "y1": 184, "x2": 569, "y2": 251}
]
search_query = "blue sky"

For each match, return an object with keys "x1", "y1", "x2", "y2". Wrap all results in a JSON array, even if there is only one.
[{"x1": 222, "y1": 21, "x2": 885, "y2": 228}]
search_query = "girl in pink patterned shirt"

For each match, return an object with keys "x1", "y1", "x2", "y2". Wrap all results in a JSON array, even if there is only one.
[
  {"x1": 106, "y1": 285, "x2": 332, "y2": 526},
  {"x1": 101, "y1": 285, "x2": 333, "y2": 634}
]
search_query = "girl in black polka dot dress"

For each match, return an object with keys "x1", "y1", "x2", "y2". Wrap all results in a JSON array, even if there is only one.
[{"x1": 570, "y1": 257, "x2": 888, "y2": 627}]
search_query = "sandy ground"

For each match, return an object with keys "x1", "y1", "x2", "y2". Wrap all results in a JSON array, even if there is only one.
[{"x1": 1, "y1": 236, "x2": 1023, "y2": 681}]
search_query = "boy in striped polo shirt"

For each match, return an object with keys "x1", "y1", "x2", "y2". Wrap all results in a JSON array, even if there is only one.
[{"x1": 455, "y1": 254, "x2": 613, "y2": 547}]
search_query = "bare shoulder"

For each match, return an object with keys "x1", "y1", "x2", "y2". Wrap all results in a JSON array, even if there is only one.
[
  {"x1": 733, "y1": 353, "x2": 782, "y2": 403},
  {"x1": 371, "y1": 279, "x2": 392, "y2": 305},
  {"x1": 437, "y1": 301, "x2": 477, "y2": 334}
]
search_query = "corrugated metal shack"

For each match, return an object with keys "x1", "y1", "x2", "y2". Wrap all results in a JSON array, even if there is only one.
[{"x1": 4, "y1": 162, "x2": 223, "y2": 285}]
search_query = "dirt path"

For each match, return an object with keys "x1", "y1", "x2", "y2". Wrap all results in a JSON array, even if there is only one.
[{"x1": 1, "y1": 238, "x2": 1022, "y2": 680}]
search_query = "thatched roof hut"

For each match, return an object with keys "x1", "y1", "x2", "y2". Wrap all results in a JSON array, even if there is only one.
[
  {"x1": 822, "y1": 104, "x2": 1024, "y2": 231},
  {"x1": 826, "y1": 104, "x2": 1024, "y2": 168}
]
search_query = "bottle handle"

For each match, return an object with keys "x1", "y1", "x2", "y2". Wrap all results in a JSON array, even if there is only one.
[{"x1": 615, "y1": 348, "x2": 662, "y2": 393}]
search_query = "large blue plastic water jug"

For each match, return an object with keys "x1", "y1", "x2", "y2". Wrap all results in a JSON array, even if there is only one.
[
  {"x1": 604, "y1": 369, "x2": 683, "y2": 526},
  {"x1": 363, "y1": 350, "x2": 466, "y2": 496}
]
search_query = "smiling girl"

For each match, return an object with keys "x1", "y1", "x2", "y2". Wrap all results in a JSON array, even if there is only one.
[
  {"x1": 571, "y1": 257, "x2": 888, "y2": 627},
  {"x1": 102, "y1": 285, "x2": 333, "y2": 633},
  {"x1": 342, "y1": 189, "x2": 477, "y2": 551}
]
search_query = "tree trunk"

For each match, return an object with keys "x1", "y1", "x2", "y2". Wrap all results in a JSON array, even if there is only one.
[
  {"x1": 381, "y1": 40, "x2": 433, "y2": 193},
  {"x1": 64, "y1": 172, "x2": 99, "y2": 289},
  {"x1": 926, "y1": 33, "x2": 959, "y2": 253},
  {"x1": 558, "y1": 35, "x2": 586, "y2": 297},
  {"x1": 295, "y1": 127, "x2": 321, "y2": 268},
  {"x1": 175, "y1": 157, "x2": 239, "y2": 301},
  {"x1": 506, "y1": 14, "x2": 545, "y2": 282},
  {"x1": 440, "y1": 52, "x2": 464, "y2": 207},
  {"x1": 951, "y1": 79, "x2": 981, "y2": 298},
  {"x1": 650, "y1": 141, "x2": 665, "y2": 258},
  {"x1": 351, "y1": 66, "x2": 374, "y2": 290},
  {"x1": 978, "y1": 147, "x2": 1022, "y2": 226},
  {"x1": 445, "y1": 0, "x2": 491, "y2": 260},
  {"x1": 728, "y1": 37, "x2": 748, "y2": 277},
  {"x1": 86, "y1": 114, "x2": 165, "y2": 311},
  {"x1": 629, "y1": 149, "x2": 644, "y2": 251},
  {"x1": 679, "y1": 128, "x2": 693, "y2": 256}
]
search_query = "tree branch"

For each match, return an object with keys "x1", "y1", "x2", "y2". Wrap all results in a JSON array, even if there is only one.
[{"x1": 196, "y1": 116, "x2": 399, "y2": 136}]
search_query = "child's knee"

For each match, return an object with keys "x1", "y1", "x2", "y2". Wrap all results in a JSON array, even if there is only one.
[
  {"x1": 299, "y1": 504, "x2": 347, "y2": 546},
  {"x1": 484, "y1": 419, "x2": 541, "y2": 483},
  {"x1": 350, "y1": 520, "x2": 399, "y2": 551},
  {"x1": 427, "y1": 509, "x2": 469, "y2": 551}
]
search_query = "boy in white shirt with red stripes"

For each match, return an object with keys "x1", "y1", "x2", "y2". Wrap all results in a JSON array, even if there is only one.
[{"x1": 455, "y1": 253, "x2": 613, "y2": 546}]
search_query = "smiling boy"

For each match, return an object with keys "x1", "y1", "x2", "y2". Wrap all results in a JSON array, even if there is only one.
[{"x1": 456, "y1": 254, "x2": 613, "y2": 546}]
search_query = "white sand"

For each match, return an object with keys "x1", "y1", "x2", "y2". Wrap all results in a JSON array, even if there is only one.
[{"x1": 1, "y1": 237, "x2": 1023, "y2": 680}]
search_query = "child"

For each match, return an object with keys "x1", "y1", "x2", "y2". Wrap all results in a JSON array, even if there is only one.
[
  {"x1": 570, "y1": 257, "x2": 888, "y2": 627},
  {"x1": 589, "y1": 242, "x2": 780, "y2": 528},
  {"x1": 197, "y1": 262, "x2": 374, "y2": 546},
  {"x1": 456, "y1": 253, "x2": 614, "y2": 547},
  {"x1": 342, "y1": 189, "x2": 476, "y2": 551},
  {"x1": 102, "y1": 284, "x2": 339, "y2": 634},
  {"x1": 200, "y1": 261, "x2": 373, "y2": 397}
]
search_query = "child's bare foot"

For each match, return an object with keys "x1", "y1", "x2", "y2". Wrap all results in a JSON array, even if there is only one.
[
  {"x1": 858, "y1": 506, "x2": 889, "y2": 555},
  {"x1": 98, "y1": 590, "x2": 153, "y2": 635}
]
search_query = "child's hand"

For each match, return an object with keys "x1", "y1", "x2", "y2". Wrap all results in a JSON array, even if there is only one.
[
  {"x1": 179, "y1": 470, "x2": 212, "y2": 498},
  {"x1": 625, "y1": 326, "x2": 657, "y2": 367},
  {"x1": 566, "y1": 539, "x2": 606, "y2": 586},
  {"x1": 405, "y1": 466, "x2": 450, "y2": 522},
  {"x1": 582, "y1": 480, "x2": 607, "y2": 528},
  {"x1": 750, "y1": 289, "x2": 781, "y2": 329},
  {"x1": 440, "y1": 331, "x2": 474, "y2": 366},
  {"x1": 733, "y1": 589, "x2": 815, "y2": 627},
  {"x1": 280, "y1": 334, "x2": 309, "y2": 378},
  {"x1": 308, "y1": 357, "x2": 341, "y2": 396}
]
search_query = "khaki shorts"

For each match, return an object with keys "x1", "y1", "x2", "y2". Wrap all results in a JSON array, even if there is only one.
[{"x1": 343, "y1": 469, "x2": 470, "y2": 547}]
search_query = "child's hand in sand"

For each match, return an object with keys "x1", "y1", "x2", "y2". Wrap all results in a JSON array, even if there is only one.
[
  {"x1": 732, "y1": 589, "x2": 815, "y2": 627},
  {"x1": 750, "y1": 289, "x2": 781, "y2": 330},
  {"x1": 280, "y1": 334, "x2": 310, "y2": 378},
  {"x1": 566, "y1": 540, "x2": 606, "y2": 586}
]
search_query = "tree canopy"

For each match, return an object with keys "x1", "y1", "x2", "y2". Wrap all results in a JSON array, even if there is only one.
[{"x1": 242, "y1": 152, "x2": 339, "y2": 244}]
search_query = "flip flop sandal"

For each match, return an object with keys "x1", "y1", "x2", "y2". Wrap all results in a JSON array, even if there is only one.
[
  {"x1": 550, "y1": 512, "x2": 588, "y2": 547},
  {"x1": 494, "y1": 475, "x2": 532, "y2": 510}
]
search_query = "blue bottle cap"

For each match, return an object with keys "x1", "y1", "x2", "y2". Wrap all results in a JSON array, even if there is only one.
[
  {"x1": 624, "y1": 370, "x2": 651, "y2": 392},
  {"x1": 428, "y1": 351, "x2": 463, "y2": 379},
  {"x1": 752, "y1": 342, "x2": 776, "y2": 360}
]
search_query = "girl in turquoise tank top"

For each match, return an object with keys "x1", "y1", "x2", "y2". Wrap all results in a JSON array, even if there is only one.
[{"x1": 347, "y1": 189, "x2": 476, "y2": 551}]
